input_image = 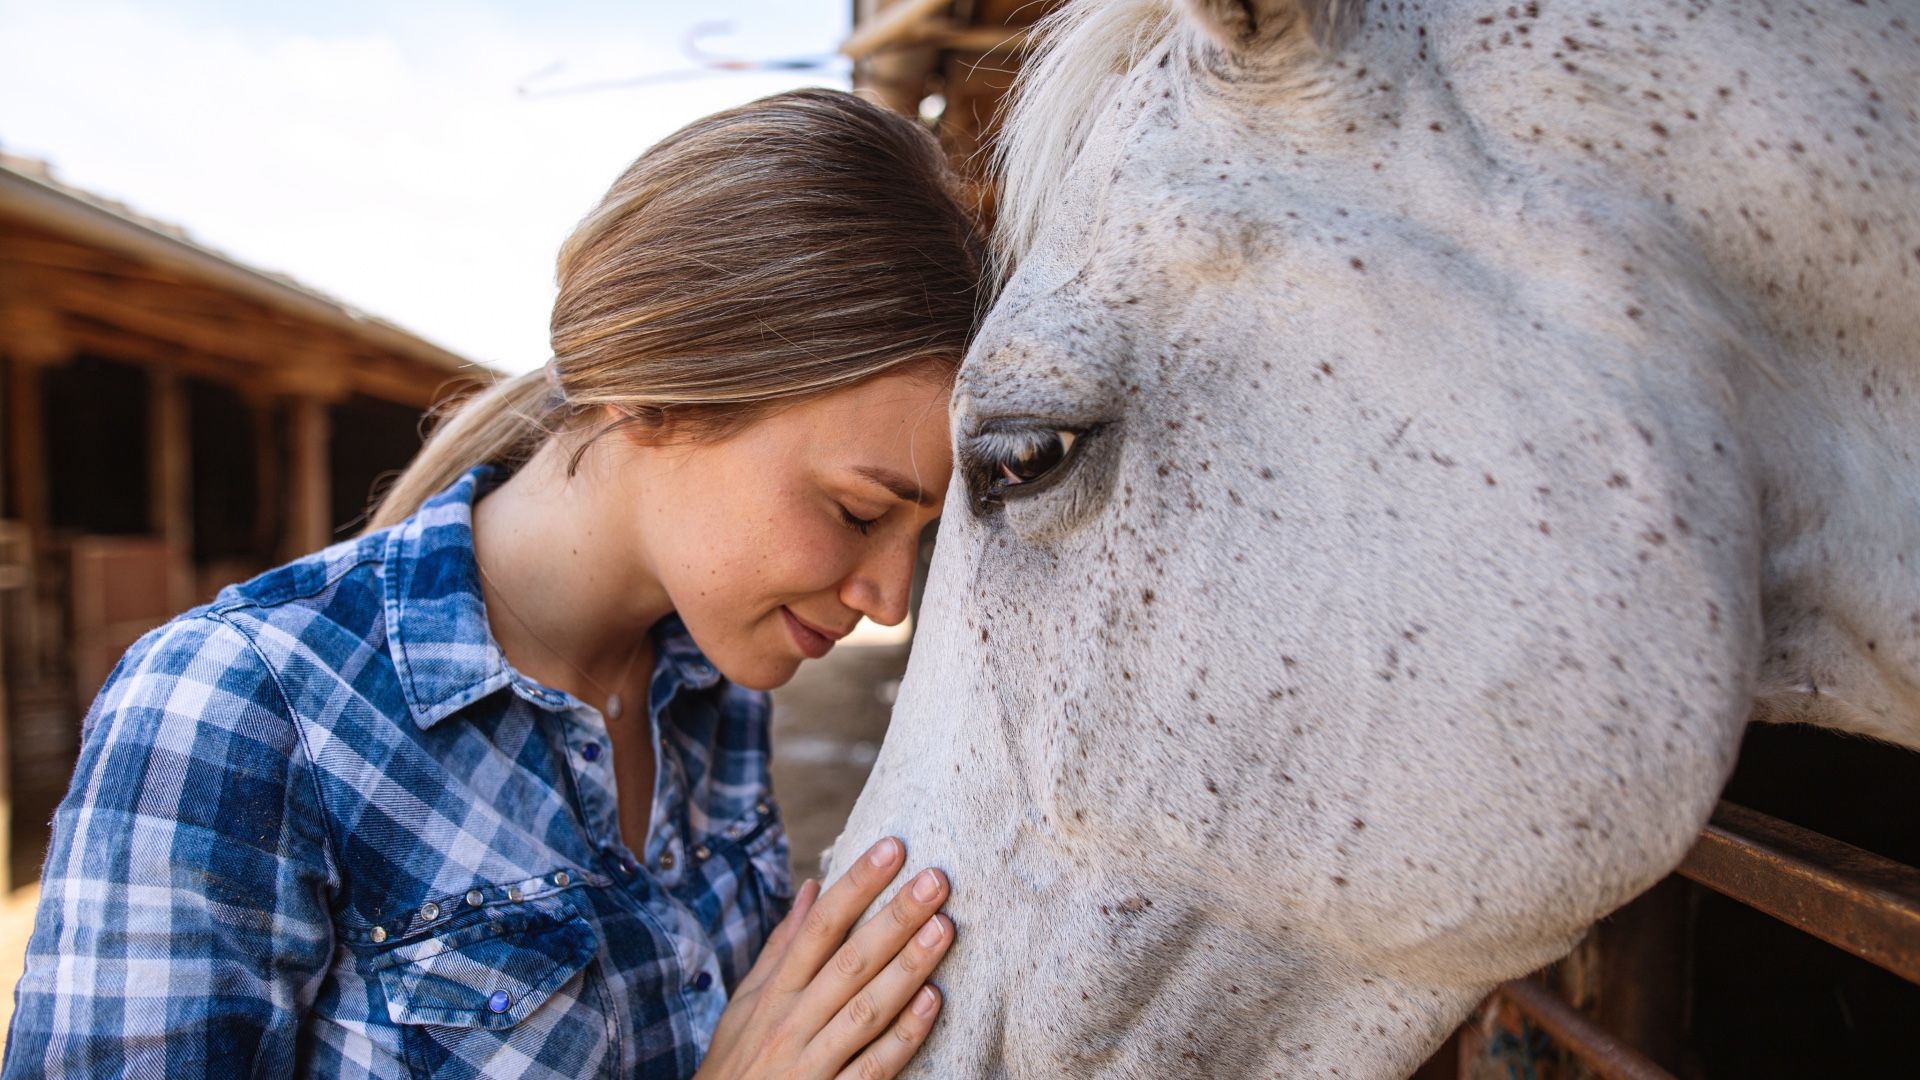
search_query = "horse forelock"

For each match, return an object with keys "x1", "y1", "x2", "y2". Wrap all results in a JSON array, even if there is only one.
[
  {"x1": 994, "y1": 0, "x2": 1369, "y2": 272},
  {"x1": 993, "y1": 0, "x2": 1179, "y2": 269}
]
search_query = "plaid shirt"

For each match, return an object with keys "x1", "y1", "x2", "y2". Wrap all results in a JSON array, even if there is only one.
[{"x1": 5, "y1": 466, "x2": 792, "y2": 1078}]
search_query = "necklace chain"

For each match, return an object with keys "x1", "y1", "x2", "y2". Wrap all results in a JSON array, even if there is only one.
[{"x1": 475, "y1": 557, "x2": 645, "y2": 720}]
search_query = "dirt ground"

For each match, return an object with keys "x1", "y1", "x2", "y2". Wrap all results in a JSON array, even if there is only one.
[{"x1": 767, "y1": 639, "x2": 906, "y2": 880}]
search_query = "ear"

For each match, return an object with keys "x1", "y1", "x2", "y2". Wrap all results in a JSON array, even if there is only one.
[{"x1": 1181, "y1": 0, "x2": 1364, "y2": 53}]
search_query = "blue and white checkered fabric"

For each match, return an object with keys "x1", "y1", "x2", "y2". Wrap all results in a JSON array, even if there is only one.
[{"x1": 4, "y1": 466, "x2": 792, "y2": 1078}]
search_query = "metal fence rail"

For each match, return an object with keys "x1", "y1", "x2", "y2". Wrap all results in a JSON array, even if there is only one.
[
  {"x1": 1465, "y1": 800, "x2": 1920, "y2": 1076},
  {"x1": 1675, "y1": 801, "x2": 1920, "y2": 985},
  {"x1": 1488, "y1": 979, "x2": 1674, "y2": 1080}
]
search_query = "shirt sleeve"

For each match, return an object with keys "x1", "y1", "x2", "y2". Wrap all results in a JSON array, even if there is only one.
[{"x1": 3, "y1": 613, "x2": 338, "y2": 1077}]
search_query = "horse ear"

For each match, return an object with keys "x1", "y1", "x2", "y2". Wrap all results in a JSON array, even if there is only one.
[{"x1": 1181, "y1": 0, "x2": 1364, "y2": 53}]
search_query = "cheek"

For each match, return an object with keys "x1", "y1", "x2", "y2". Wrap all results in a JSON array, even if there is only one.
[{"x1": 764, "y1": 522, "x2": 860, "y2": 593}]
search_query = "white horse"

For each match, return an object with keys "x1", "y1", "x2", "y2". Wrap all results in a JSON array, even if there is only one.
[{"x1": 829, "y1": 0, "x2": 1920, "y2": 1074}]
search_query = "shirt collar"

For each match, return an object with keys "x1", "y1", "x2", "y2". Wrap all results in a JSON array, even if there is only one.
[{"x1": 383, "y1": 465, "x2": 721, "y2": 730}]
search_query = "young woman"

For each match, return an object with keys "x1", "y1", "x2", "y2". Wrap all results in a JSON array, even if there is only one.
[{"x1": 5, "y1": 89, "x2": 983, "y2": 1079}]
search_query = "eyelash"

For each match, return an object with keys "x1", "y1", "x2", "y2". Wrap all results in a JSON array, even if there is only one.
[{"x1": 839, "y1": 506, "x2": 879, "y2": 536}]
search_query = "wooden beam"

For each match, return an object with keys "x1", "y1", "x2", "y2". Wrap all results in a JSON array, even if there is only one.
[
  {"x1": 285, "y1": 396, "x2": 332, "y2": 559},
  {"x1": 0, "y1": 168, "x2": 477, "y2": 378},
  {"x1": 55, "y1": 309, "x2": 451, "y2": 410},
  {"x1": 842, "y1": 0, "x2": 953, "y2": 60},
  {"x1": 48, "y1": 276, "x2": 366, "y2": 371},
  {"x1": 913, "y1": 24, "x2": 1032, "y2": 54}
]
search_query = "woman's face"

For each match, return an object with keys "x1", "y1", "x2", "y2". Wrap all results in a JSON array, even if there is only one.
[{"x1": 619, "y1": 370, "x2": 953, "y2": 690}]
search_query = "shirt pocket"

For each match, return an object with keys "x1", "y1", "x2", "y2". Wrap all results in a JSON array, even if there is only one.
[
  {"x1": 687, "y1": 803, "x2": 793, "y2": 989},
  {"x1": 373, "y1": 898, "x2": 615, "y2": 1079}
]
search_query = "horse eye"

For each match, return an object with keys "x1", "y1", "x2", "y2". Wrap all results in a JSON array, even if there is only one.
[{"x1": 967, "y1": 424, "x2": 1084, "y2": 511}]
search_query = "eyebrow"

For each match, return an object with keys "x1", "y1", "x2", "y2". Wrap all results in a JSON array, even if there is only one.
[{"x1": 853, "y1": 465, "x2": 938, "y2": 507}]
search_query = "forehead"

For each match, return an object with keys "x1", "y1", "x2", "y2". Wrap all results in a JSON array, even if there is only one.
[{"x1": 767, "y1": 371, "x2": 954, "y2": 467}]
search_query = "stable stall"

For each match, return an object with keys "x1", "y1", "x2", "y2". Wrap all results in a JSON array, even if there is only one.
[{"x1": 0, "y1": 153, "x2": 483, "y2": 889}]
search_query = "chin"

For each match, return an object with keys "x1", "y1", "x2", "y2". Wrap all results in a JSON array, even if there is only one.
[{"x1": 710, "y1": 650, "x2": 802, "y2": 693}]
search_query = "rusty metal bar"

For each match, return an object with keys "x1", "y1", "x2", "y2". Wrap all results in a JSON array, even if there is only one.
[
  {"x1": 1492, "y1": 979, "x2": 1676, "y2": 1080},
  {"x1": 1676, "y1": 801, "x2": 1920, "y2": 985}
]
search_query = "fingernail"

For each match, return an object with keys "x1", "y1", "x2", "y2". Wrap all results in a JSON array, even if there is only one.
[
  {"x1": 911, "y1": 868, "x2": 941, "y2": 901},
  {"x1": 912, "y1": 985, "x2": 939, "y2": 1016},
  {"x1": 867, "y1": 838, "x2": 900, "y2": 868},
  {"x1": 916, "y1": 915, "x2": 945, "y2": 947}
]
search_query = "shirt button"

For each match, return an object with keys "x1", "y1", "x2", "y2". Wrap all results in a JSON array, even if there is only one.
[
  {"x1": 621, "y1": 860, "x2": 638, "y2": 876},
  {"x1": 659, "y1": 850, "x2": 676, "y2": 871},
  {"x1": 692, "y1": 971, "x2": 713, "y2": 992},
  {"x1": 419, "y1": 901, "x2": 440, "y2": 922},
  {"x1": 507, "y1": 886, "x2": 523, "y2": 902},
  {"x1": 552, "y1": 871, "x2": 571, "y2": 888},
  {"x1": 581, "y1": 742, "x2": 602, "y2": 762},
  {"x1": 487, "y1": 989, "x2": 512, "y2": 1014},
  {"x1": 370, "y1": 926, "x2": 387, "y2": 944},
  {"x1": 466, "y1": 889, "x2": 485, "y2": 908},
  {"x1": 755, "y1": 800, "x2": 771, "y2": 816},
  {"x1": 692, "y1": 844, "x2": 711, "y2": 862}
]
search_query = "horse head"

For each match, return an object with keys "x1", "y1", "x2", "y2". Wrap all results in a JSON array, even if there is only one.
[{"x1": 829, "y1": 0, "x2": 1920, "y2": 1074}]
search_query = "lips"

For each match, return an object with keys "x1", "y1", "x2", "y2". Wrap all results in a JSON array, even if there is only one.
[{"x1": 781, "y1": 607, "x2": 847, "y2": 660}]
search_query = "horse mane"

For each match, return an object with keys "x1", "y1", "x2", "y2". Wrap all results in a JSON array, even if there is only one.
[{"x1": 993, "y1": 0, "x2": 1181, "y2": 270}]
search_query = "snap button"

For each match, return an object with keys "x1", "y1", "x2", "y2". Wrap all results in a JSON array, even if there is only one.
[
  {"x1": 370, "y1": 925, "x2": 387, "y2": 944},
  {"x1": 466, "y1": 889, "x2": 485, "y2": 908},
  {"x1": 621, "y1": 860, "x2": 638, "y2": 876},
  {"x1": 659, "y1": 850, "x2": 677, "y2": 871},
  {"x1": 755, "y1": 800, "x2": 770, "y2": 816},
  {"x1": 692, "y1": 971, "x2": 713, "y2": 992},
  {"x1": 693, "y1": 844, "x2": 711, "y2": 862},
  {"x1": 419, "y1": 901, "x2": 440, "y2": 922},
  {"x1": 507, "y1": 886, "x2": 523, "y2": 902},
  {"x1": 552, "y1": 871, "x2": 571, "y2": 888},
  {"x1": 487, "y1": 989, "x2": 512, "y2": 1014},
  {"x1": 581, "y1": 742, "x2": 602, "y2": 762}
]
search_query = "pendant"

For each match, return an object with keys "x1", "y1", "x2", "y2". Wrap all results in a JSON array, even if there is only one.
[{"x1": 606, "y1": 694, "x2": 622, "y2": 721}]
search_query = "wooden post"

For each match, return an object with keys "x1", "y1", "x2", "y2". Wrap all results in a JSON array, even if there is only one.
[
  {"x1": 0, "y1": 298, "x2": 67, "y2": 896},
  {"x1": 244, "y1": 390, "x2": 282, "y2": 560},
  {"x1": 285, "y1": 395, "x2": 332, "y2": 559},
  {"x1": 5, "y1": 333, "x2": 54, "y2": 567},
  {"x1": 148, "y1": 370, "x2": 194, "y2": 609}
]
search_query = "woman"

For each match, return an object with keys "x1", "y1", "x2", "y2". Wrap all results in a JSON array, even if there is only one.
[{"x1": 5, "y1": 88, "x2": 982, "y2": 1079}]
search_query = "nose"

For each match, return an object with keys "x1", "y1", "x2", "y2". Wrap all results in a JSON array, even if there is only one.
[{"x1": 839, "y1": 527, "x2": 919, "y2": 627}]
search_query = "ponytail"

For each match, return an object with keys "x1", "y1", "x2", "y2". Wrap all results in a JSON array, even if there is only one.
[{"x1": 363, "y1": 369, "x2": 553, "y2": 532}]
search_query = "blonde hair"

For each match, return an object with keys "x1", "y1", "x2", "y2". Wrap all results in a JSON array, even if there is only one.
[{"x1": 367, "y1": 87, "x2": 985, "y2": 531}]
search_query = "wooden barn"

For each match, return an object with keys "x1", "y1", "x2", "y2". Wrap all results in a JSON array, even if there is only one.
[
  {"x1": 0, "y1": 153, "x2": 482, "y2": 888},
  {"x1": 843, "y1": 3, "x2": 1919, "y2": 1076}
]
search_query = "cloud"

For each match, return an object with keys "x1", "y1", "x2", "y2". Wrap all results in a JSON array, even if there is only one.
[{"x1": 0, "y1": 0, "x2": 849, "y2": 372}]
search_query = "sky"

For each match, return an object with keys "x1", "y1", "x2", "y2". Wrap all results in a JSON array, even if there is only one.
[{"x1": 0, "y1": 0, "x2": 854, "y2": 373}]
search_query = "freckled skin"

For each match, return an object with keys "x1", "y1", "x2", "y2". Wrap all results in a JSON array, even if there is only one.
[
  {"x1": 829, "y1": 0, "x2": 1920, "y2": 1077},
  {"x1": 605, "y1": 372, "x2": 951, "y2": 691}
]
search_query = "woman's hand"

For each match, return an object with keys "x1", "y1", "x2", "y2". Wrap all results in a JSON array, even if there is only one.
[{"x1": 696, "y1": 837, "x2": 953, "y2": 1080}]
